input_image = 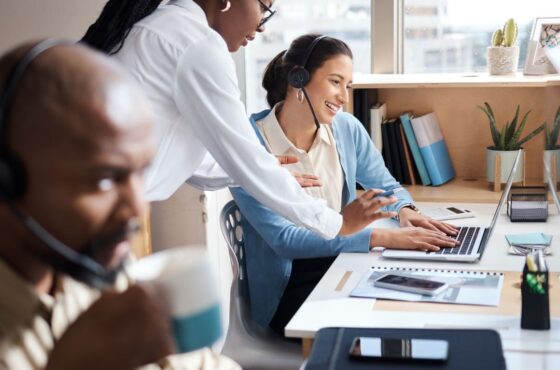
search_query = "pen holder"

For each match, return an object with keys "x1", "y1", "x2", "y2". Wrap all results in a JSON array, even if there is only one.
[{"x1": 520, "y1": 266, "x2": 550, "y2": 330}]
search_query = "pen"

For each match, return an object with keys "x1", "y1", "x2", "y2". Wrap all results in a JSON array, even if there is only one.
[
  {"x1": 526, "y1": 254, "x2": 538, "y2": 272},
  {"x1": 375, "y1": 187, "x2": 404, "y2": 198}
]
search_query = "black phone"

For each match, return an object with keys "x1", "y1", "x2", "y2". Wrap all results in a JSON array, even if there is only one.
[{"x1": 349, "y1": 336, "x2": 449, "y2": 362}]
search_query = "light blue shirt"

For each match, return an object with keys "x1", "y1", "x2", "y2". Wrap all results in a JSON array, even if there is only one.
[{"x1": 230, "y1": 109, "x2": 413, "y2": 327}]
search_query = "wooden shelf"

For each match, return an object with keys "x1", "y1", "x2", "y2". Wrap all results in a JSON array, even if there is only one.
[
  {"x1": 351, "y1": 72, "x2": 560, "y2": 89},
  {"x1": 402, "y1": 177, "x2": 546, "y2": 203}
]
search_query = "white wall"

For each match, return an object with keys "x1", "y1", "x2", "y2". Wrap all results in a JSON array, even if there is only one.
[{"x1": 0, "y1": 0, "x2": 106, "y2": 52}]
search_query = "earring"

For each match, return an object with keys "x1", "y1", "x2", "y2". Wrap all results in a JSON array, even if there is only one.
[
  {"x1": 297, "y1": 89, "x2": 305, "y2": 103},
  {"x1": 221, "y1": 0, "x2": 231, "y2": 12}
]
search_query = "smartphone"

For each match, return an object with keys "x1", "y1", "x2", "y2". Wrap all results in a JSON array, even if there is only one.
[
  {"x1": 349, "y1": 336, "x2": 449, "y2": 362},
  {"x1": 421, "y1": 206, "x2": 475, "y2": 221},
  {"x1": 374, "y1": 274, "x2": 448, "y2": 296}
]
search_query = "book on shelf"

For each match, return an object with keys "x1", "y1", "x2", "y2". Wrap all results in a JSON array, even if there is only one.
[
  {"x1": 398, "y1": 122, "x2": 418, "y2": 185},
  {"x1": 386, "y1": 118, "x2": 404, "y2": 183},
  {"x1": 400, "y1": 113, "x2": 431, "y2": 185},
  {"x1": 410, "y1": 112, "x2": 455, "y2": 186},
  {"x1": 380, "y1": 120, "x2": 394, "y2": 177},
  {"x1": 369, "y1": 102, "x2": 386, "y2": 151},
  {"x1": 353, "y1": 89, "x2": 371, "y2": 133},
  {"x1": 393, "y1": 119, "x2": 412, "y2": 184}
]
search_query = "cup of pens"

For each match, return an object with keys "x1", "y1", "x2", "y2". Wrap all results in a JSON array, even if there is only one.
[{"x1": 521, "y1": 249, "x2": 550, "y2": 330}]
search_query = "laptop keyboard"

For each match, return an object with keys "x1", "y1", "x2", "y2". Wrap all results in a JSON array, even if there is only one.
[{"x1": 432, "y1": 226, "x2": 480, "y2": 255}]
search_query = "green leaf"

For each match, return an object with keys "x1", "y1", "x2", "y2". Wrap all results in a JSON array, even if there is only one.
[
  {"x1": 505, "y1": 105, "x2": 520, "y2": 147},
  {"x1": 478, "y1": 102, "x2": 500, "y2": 147},
  {"x1": 510, "y1": 109, "x2": 531, "y2": 149},
  {"x1": 518, "y1": 123, "x2": 545, "y2": 147},
  {"x1": 499, "y1": 125, "x2": 506, "y2": 150}
]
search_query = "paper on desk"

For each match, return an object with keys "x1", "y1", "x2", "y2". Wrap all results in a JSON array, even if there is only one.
[
  {"x1": 350, "y1": 267, "x2": 503, "y2": 306},
  {"x1": 505, "y1": 233, "x2": 552, "y2": 246}
]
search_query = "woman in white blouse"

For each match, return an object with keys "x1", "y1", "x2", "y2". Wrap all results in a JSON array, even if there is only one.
[{"x1": 81, "y1": 0, "x2": 393, "y2": 239}]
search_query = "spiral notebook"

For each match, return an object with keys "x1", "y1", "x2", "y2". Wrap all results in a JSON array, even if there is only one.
[{"x1": 350, "y1": 266, "x2": 504, "y2": 306}]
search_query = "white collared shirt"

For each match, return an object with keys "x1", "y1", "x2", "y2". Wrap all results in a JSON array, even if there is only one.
[
  {"x1": 113, "y1": 0, "x2": 342, "y2": 238},
  {"x1": 256, "y1": 105, "x2": 344, "y2": 212}
]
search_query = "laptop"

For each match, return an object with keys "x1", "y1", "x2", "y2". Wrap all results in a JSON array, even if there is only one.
[
  {"x1": 382, "y1": 150, "x2": 522, "y2": 263},
  {"x1": 544, "y1": 158, "x2": 560, "y2": 213}
]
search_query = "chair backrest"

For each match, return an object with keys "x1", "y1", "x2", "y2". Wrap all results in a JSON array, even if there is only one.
[{"x1": 219, "y1": 201, "x2": 254, "y2": 332}]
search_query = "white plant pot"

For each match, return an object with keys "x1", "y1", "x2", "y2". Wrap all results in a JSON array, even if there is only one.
[
  {"x1": 487, "y1": 46, "x2": 519, "y2": 75},
  {"x1": 543, "y1": 149, "x2": 560, "y2": 184},
  {"x1": 486, "y1": 148, "x2": 524, "y2": 183}
]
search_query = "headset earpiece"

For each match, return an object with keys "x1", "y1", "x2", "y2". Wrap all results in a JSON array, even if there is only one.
[
  {"x1": 286, "y1": 35, "x2": 327, "y2": 89},
  {"x1": 287, "y1": 66, "x2": 309, "y2": 89}
]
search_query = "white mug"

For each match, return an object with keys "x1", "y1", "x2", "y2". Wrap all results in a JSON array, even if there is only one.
[{"x1": 127, "y1": 246, "x2": 222, "y2": 353}]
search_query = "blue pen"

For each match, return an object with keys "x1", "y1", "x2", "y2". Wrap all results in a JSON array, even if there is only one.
[{"x1": 375, "y1": 187, "x2": 404, "y2": 198}]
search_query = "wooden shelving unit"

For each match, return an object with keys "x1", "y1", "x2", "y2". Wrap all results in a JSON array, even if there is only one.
[{"x1": 348, "y1": 73, "x2": 560, "y2": 201}]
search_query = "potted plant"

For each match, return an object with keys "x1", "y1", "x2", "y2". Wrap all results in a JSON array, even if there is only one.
[
  {"x1": 487, "y1": 18, "x2": 519, "y2": 75},
  {"x1": 544, "y1": 106, "x2": 560, "y2": 184},
  {"x1": 478, "y1": 102, "x2": 545, "y2": 184}
]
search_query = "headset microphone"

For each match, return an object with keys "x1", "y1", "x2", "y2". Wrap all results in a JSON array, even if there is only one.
[
  {"x1": 287, "y1": 35, "x2": 328, "y2": 131},
  {"x1": 0, "y1": 39, "x2": 120, "y2": 289}
]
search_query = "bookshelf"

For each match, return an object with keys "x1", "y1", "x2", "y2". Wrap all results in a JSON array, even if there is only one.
[{"x1": 348, "y1": 73, "x2": 560, "y2": 202}]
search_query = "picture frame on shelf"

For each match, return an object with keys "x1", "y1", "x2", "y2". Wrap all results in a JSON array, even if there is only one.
[{"x1": 523, "y1": 17, "x2": 560, "y2": 75}]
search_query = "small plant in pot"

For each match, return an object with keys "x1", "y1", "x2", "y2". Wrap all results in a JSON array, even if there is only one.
[
  {"x1": 478, "y1": 102, "x2": 545, "y2": 184},
  {"x1": 543, "y1": 106, "x2": 560, "y2": 184},
  {"x1": 487, "y1": 18, "x2": 519, "y2": 75}
]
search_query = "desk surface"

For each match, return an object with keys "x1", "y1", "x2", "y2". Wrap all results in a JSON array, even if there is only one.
[{"x1": 286, "y1": 202, "x2": 560, "y2": 369}]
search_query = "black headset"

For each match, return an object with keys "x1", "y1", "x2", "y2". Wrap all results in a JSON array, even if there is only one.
[
  {"x1": 0, "y1": 39, "x2": 120, "y2": 289},
  {"x1": 287, "y1": 35, "x2": 327, "y2": 89},
  {"x1": 286, "y1": 35, "x2": 328, "y2": 130}
]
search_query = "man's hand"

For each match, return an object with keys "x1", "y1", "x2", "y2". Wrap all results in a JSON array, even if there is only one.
[
  {"x1": 277, "y1": 155, "x2": 322, "y2": 188},
  {"x1": 46, "y1": 285, "x2": 173, "y2": 370},
  {"x1": 398, "y1": 207, "x2": 459, "y2": 236},
  {"x1": 370, "y1": 227, "x2": 459, "y2": 252},
  {"x1": 338, "y1": 189, "x2": 397, "y2": 236}
]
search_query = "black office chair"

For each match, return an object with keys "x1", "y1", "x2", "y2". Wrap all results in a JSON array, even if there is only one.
[{"x1": 219, "y1": 200, "x2": 303, "y2": 370}]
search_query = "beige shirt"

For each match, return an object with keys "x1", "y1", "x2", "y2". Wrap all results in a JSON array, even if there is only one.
[
  {"x1": 256, "y1": 105, "x2": 344, "y2": 212},
  {"x1": 0, "y1": 260, "x2": 239, "y2": 370}
]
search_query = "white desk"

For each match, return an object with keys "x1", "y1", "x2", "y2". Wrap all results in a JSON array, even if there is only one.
[{"x1": 285, "y1": 202, "x2": 560, "y2": 370}]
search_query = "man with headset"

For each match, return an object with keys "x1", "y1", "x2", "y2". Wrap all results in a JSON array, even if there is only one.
[{"x1": 0, "y1": 41, "x2": 238, "y2": 369}]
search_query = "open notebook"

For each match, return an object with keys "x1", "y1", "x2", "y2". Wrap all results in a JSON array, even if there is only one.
[{"x1": 350, "y1": 266, "x2": 504, "y2": 306}]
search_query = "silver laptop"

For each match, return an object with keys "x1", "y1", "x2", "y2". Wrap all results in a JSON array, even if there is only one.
[
  {"x1": 544, "y1": 158, "x2": 560, "y2": 213},
  {"x1": 382, "y1": 150, "x2": 522, "y2": 263}
]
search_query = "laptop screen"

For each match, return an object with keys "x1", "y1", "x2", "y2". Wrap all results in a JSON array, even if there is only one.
[
  {"x1": 487, "y1": 150, "x2": 523, "y2": 234},
  {"x1": 544, "y1": 158, "x2": 560, "y2": 213}
]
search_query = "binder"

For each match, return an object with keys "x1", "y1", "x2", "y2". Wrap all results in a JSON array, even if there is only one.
[
  {"x1": 399, "y1": 123, "x2": 418, "y2": 185},
  {"x1": 394, "y1": 119, "x2": 411, "y2": 185},
  {"x1": 369, "y1": 102, "x2": 386, "y2": 151},
  {"x1": 399, "y1": 113, "x2": 431, "y2": 185},
  {"x1": 410, "y1": 112, "x2": 455, "y2": 186},
  {"x1": 381, "y1": 120, "x2": 395, "y2": 177},
  {"x1": 387, "y1": 118, "x2": 404, "y2": 183},
  {"x1": 305, "y1": 327, "x2": 506, "y2": 370}
]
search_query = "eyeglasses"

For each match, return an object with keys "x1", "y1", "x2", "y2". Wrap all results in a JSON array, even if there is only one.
[{"x1": 257, "y1": 0, "x2": 277, "y2": 29}]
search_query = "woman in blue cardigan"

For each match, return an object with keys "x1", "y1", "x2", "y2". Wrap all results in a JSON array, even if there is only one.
[{"x1": 230, "y1": 34, "x2": 459, "y2": 335}]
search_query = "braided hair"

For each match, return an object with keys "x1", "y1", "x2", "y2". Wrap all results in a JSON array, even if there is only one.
[{"x1": 81, "y1": 0, "x2": 162, "y2": 54}]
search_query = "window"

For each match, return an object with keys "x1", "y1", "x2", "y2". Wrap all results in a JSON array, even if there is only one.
[
  {"x1": 403, "y1": 0, "x2": 560, "y2": 73},
  {"x1": 244, "y1": 0, "x2": 371, "y2": 113}
]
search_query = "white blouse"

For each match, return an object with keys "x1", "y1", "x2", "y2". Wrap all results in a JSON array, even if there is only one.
[
  {"x1": 256, "y1": 105, "x2": 344, "y2": 212},
  {"x1": 112, "y1": 0, "x2": 342, "y2": 238}
]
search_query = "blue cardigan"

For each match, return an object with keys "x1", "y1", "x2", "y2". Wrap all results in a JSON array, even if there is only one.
[{"x1": 230, "y1": 109, "x2": 413, "y2": 327}]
